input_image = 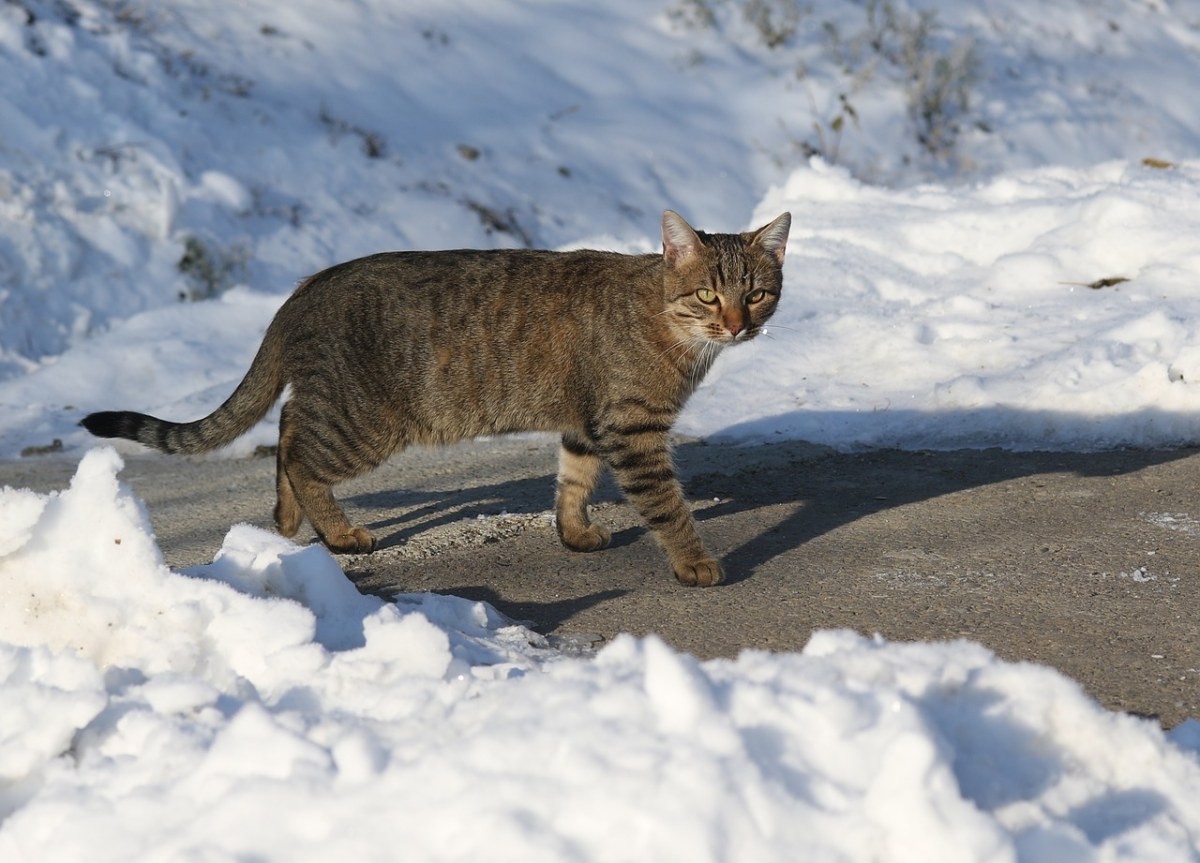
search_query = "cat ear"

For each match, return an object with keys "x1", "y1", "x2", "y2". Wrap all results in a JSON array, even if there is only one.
[
  {"x1": 662, "y1": 210, "x2": 702, "y2": 267},
  {"x1": 752, "y1": 212, "x2": 791, "y2": 267}
]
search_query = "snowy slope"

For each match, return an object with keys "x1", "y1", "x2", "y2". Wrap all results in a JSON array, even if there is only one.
[{"x1": 4, "y1": 0, "x2": 1200, "y2": 454}]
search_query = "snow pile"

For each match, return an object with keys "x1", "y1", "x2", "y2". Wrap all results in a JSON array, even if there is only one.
[
  {"x1": 680, "y1": 158, "x2": 1200, "y2": 449},
  {"x1": 1, "y1": 449, "x2": 1198, "y2": 860}
]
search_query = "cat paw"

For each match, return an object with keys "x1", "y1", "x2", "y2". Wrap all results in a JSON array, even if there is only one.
[
  {"x1": 559, "y1": 523, "x2": 612, "y2": 553},
  {"x1": 274, "y1": 509, "x2": 303, "y2": 538},
  {"x1": 673, "y1": 557, "x2": 724, "y2": 587},
  {"x1": 324, "y1": 527, "x2": 377, "y2": 554}
]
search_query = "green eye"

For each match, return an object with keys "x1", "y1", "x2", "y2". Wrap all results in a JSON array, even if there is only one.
[
  {"x1": 746, "y1": 289, "x2": 767, "y2": 304},
  {"x1": 696, "y1": 288, "x2": 718, "y2": 304}
]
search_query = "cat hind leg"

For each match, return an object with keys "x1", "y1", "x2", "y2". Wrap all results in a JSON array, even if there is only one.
[
  {"x1": 275, "y1": 465, "x2": 304, "y2": 537},
  {"x1": 275, "y1": 403, "x2": 377, "y2": 554},
  {"x1": 284, "y1": 460, "x2": 376, "y2": 553},
  {"x1": 274, "y1": 403, "x2": 305, "y2": 537}
]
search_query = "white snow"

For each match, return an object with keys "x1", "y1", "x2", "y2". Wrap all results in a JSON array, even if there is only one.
[
  {"x1": 3, "y1": 0, "x2": 1200, "y2": 858},
  {"x1": 682, "y1": 158, "x2": 1200, "y2": 450}
]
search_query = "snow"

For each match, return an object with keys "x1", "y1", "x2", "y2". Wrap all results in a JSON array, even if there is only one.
[
  {"x1": 1, "y1": 449, "x2": 1199, "y2": 861},
  {"x1": 3, "y1": 0, "x2": 1200, "y2": 858},
  {"x1": 682, "y1": 158, "x2": 1200, "y2": 449},
  {"x1": 6, "y1": 0, "x2": 1200, "y2": 455}
]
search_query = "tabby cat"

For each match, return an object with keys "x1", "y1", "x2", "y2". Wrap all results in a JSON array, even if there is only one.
[{"x1": 82, "y1": 209, "x2": 791, "y2": 586}]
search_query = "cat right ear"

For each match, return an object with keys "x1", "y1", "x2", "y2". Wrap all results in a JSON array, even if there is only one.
[
  {"x1": 662, "y1": 210, "x2": 702, "y2": 267},
  {"x1": 752, "y1": 212, "x2": 791, "y2": 267}
]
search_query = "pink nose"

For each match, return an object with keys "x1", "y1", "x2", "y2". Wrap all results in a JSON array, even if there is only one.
[{"x1": 727, "y1": 321, "x2": 743, "y2": 336}]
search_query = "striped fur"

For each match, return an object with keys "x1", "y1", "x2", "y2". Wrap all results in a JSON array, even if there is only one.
[{"x1": 81, "y1": 210, "x2": 791, "y2": 586}]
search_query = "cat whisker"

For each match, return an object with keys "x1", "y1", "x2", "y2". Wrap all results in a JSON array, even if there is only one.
[
  {"x1": 660, "y1": 332, "x2": 708, "y2": 360},
  {"x1": 688, "y1": 340, "x2": 720, "y2": 390},
  {"x1": 660, "y1": 337, "x2": 691, "y2": 356},
  {"x1": 658, "y1": 344, "x2": 693, "y2": 368}
]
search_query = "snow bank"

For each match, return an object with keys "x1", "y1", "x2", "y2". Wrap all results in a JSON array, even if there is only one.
[
  {"x1": 680, "y1": 158, "x2": 1200, "y2": 449},
  {"x1": 1, "y1": 450, "x2": 1198, "y2": 860},
  {"x1": 8, "y1": 157, "x2": 1200, "y2": 457}
]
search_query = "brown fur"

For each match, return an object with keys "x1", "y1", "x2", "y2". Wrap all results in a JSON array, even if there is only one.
[{"x1": 81, "y1": 210, "x2": 791, "y2": 586}]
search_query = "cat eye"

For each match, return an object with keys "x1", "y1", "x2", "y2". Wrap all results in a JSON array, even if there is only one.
[
  {"x1": 696, "y1": 288, "x2": 719, "y2": 304},
  {"x1": 746, "y1": 289, "x2": 767, "y2": 304}
]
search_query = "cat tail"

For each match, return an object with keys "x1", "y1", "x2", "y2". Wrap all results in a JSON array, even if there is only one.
[{"x1": 80, "y1": 326, "x2": 286, "y2": 455}]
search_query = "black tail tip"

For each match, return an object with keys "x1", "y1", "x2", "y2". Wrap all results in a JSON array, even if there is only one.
[{"x1": 80, "y1": 411, "x2": 139, "y2": 440}]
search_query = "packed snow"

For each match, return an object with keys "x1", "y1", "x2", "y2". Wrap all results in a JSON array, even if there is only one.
[{"x1": 3, "y1": 0, "x2": 1200, "y2": 859}]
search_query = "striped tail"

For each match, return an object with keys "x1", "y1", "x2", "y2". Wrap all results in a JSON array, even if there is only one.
[{"x1": 80, "y1": 328, "x2": 285, "y2": 455}]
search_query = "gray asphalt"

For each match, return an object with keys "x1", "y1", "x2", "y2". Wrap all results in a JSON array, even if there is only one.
[{"x1": 5, "y1": 436, "x2": 1199, "y2": 728}]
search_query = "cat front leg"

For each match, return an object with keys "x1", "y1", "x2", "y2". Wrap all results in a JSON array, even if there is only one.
[
  {"x1": 597, "y1": 422, "x2": 723, "y2": 587},
  {"x1": 555, "y1": 433, "x2": 612, "y2": 552}
]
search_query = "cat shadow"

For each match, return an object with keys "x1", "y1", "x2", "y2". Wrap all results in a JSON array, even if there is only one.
[
  {"x1": 340, "y1": 407, "x2": 1198, "y2": 587},
  {"x1": 673, "y1": 407, "x2": 1199, "y2": 585},
  {"x1": 419, "y1": 584, "x2": 628, "y2": 637},
  {"x1": 355, "y1": 471, "x2": 556, "y2": 551}
]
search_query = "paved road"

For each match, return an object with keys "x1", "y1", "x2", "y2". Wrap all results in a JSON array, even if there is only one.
[{"x1": 5, "y1": 437, "x2": 1199, "y2": 728}]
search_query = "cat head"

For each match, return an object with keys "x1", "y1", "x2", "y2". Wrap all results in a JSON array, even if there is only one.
[{"x1": 660, "y1": 209, "x2": 791, "y2": 347}]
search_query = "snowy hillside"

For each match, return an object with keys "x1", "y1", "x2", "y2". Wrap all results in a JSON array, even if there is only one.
[{"x1": 3, "y1": 0, "x2": 1200, "y2": 456}]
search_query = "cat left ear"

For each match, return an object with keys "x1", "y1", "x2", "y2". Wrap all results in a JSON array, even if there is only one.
[
  {"x1": 752, "y1": 212, "x2": 792, "y2": 267},
  {"x1": 662, "y1": 210, "x2": 703, "y2": 267}
]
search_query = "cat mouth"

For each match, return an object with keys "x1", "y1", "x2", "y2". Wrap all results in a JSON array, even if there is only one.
[
  {"x1": 690, "y1": 325, "x2": 756, "y2": 346},
  {"x1": 720, "y1": 327, "x2": 755, "y2": 344}
]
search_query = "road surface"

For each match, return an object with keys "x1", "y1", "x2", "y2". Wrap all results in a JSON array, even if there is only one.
[{"x1": 4, "y1": 435, "x2": 1198, "y2": 728}]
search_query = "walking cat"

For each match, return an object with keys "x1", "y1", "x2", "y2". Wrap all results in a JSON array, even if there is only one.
[{"x1": 82, "y1": 210, "x2": 791, "y2": 586}]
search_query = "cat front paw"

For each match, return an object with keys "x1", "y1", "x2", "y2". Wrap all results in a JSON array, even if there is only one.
[
  {"x1": 558, "y1": 522, "x2": 612, "y2": 553},
  {"x1": 673, "y1": 557, "x2": 724, "y2": 587}
]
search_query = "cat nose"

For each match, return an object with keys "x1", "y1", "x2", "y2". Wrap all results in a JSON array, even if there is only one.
[{"x1": 723, "y1": 310, "x2": 746, "y2": 337}]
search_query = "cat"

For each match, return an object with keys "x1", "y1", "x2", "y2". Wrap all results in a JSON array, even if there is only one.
[{"x1": 81, "y1": 209, "x2": 791, "y2": 586}]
